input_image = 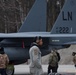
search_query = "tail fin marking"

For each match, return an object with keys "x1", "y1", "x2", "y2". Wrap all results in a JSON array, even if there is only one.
[{"x1": 51, "y1": 0, "x2": 76, "y2": 34}]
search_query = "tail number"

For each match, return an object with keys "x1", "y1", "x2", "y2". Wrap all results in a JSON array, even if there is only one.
[{"x1": 56, "y1": 27, "x2": 69, "y2": 33}]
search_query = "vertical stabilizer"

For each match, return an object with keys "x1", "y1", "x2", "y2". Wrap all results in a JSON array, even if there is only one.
[
  {"x1": 51, "y1": 0, "x2": 76, "y2": 34},
  {"x1": 18, "y1": 0, "x2": 47, "y2": 32}
]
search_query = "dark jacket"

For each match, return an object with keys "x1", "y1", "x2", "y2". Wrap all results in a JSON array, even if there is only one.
[{"x1": 56, "y1": 52, "x2": 60, "y2": 62}]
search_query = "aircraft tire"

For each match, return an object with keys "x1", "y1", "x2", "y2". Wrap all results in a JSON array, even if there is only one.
[{"x1": 6, "y1": 65, "x2": 14, "y2": 75}]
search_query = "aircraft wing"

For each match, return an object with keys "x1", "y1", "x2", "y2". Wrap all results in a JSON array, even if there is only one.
[{"x1": 0, "y1": 32, "x2": 76, "y2": 38}]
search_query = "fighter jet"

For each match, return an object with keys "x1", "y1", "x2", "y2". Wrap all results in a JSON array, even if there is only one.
[{"x1": 0, "y1": 0, "x2": 76, "y2": 74}]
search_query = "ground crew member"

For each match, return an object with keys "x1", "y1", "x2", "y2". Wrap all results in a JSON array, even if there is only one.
[
  {"x1": 72, "y1": 52, "x2": 76, "y2": 68},
  {"x1": 29, "y1": 36, "x2": 43, "y2": 75},
  {"x1": 0, "y1": 47, "x2": 9, "y2": 75},
  {"x1": 48, "y1": 49, "x2": 60, "y2": 74}
]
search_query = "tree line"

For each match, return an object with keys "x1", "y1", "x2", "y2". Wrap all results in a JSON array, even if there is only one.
[{"x1": 0, "y1": 0, "x2": 64, "y2": 33}]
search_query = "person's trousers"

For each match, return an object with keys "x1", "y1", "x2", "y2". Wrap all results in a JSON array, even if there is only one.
[
  {"x1": 30, "y1": 67, "x2": 42, "y2": 75},
  {"x1": 75, "y1": 65, "x2": 76, "y2": 67},
  {"x1": 48, "y1": 65, "x2": 58, "y2": 74},
  {"x1": 0, "y1": 68, "x2": 6, "y2": 75}
]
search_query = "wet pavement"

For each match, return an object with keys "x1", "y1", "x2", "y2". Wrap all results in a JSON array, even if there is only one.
[{"x1": 15, "y1": 73, "x2": 76, "y2": 75}]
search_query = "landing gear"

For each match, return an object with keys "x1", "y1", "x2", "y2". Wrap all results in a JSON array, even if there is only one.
[{"x1": 6, "y1": 64, "x2": 14, "y2": 75}]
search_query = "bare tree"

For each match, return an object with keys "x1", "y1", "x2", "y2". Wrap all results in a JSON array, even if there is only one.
[{"x1": 0, "y1": 0, "x2": 65, "y2": 33}]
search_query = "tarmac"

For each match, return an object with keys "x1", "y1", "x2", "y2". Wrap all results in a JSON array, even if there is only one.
[
  {"x1": 15, "y1": 73, "x2": 76, "y2": 75},
  {"x1": 15, "y1": 74, "x2": 75, "y2": 75},
  {"x1": 14, "y1": 65, "x2": 76, "y2": 75}
]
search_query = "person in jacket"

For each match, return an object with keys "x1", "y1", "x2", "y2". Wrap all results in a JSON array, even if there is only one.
[
  {"x1": 48, "y1": 49, "x2": 60, "y2": 74},
  {"x1": 29, "y1": 36, "x2": 43, "y2": 75},
  {"x1": 0, "y1": 47, "x2": 9, "y2": 75},
  {"x1": 72, "y1": 52, "x2": 76, "y2": 68}
]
